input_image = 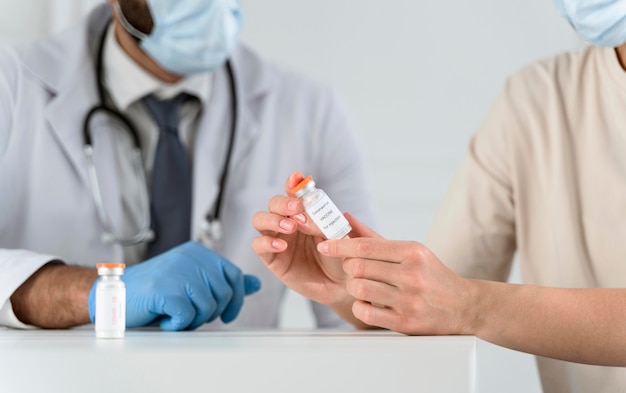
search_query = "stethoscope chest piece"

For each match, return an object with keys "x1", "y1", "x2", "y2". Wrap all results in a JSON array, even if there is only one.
[{"x1": 199, "y1": 218, "x2": 222, "y2": 248}]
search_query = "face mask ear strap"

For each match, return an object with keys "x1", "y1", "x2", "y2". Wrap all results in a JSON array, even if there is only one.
[{"x1": 113, "y1": 1, "x2": 149, "y2": 41}]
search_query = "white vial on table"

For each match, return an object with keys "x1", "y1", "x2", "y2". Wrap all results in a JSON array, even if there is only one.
[
  {"x1": 289, "y1": 175, "x2": 352, "y2": 240},
  {"x1": 95, "y1": 263, "x2": 126, "y2": 339}
]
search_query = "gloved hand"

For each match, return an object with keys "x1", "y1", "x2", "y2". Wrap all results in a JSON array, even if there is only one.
[{"x1": 88, "y1": 241, "x2": 261, "y2": 331}]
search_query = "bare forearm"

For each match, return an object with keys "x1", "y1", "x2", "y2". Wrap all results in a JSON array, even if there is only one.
[
  {"x1": 472, "y1": 280, "x2": 626, "y2": 366},
  {"x1": 11, "y1": 263, "x2": 99, "y2": 328}
]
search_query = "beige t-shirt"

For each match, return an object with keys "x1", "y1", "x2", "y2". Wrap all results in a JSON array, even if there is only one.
[{"x1": 427, "y1": 45, "x2": 626, "y2": 393}]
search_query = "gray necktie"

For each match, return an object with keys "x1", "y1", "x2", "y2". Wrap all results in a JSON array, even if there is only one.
[{"x1": 142, "y1": 94, "x2": 192, "y2": 258}]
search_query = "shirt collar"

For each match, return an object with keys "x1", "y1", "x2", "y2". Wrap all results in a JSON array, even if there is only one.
[{"x1": 103, "y1": 23, "x2": 211, "y2": 110}]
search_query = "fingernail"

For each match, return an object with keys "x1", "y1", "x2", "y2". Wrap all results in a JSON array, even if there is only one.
[
  {"x1": 279, "y1": 219, "x2": 295, "y2": 231},
  {"x1": 272, "y1": 240, "x2": 285, "y2": 250},
  {"x1": 288, "y1": 200, "x2": 299, "y2": 212},
  {"x1": 317, "y1": 242, "x2": 329, "y2": 254},
  {"x1": 294, "y1": 214, "x2": 306, "y2": 223}
]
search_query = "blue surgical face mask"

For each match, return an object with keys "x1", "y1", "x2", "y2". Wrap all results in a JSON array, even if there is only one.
[
  {"x1": 116, "y1": 0, "x2": 242, "y2": 75},
  {"x1": 553, "y1": 0, "x2": 626, "y2": 47}
]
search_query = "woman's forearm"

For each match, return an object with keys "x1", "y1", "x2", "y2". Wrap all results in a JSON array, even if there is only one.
[{"x1": 472, "y1": 280, "x2": 626, "y2": 366}]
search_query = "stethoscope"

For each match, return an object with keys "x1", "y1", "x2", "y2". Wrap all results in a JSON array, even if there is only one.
[{"x1": 83, "y1": 21, "x2": 237, "y2": 247}]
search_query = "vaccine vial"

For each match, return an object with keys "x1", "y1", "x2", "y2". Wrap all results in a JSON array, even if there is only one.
[
  {"x1": 95, "y1": 263, "x2": 126, "y2": 339},
  {"x1": 289, "y1": 175, "x2": 352, "y2": 240}
]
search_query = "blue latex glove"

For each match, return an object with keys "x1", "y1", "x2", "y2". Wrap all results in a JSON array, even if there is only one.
[{"x1": 88, "y1": 241, "x2": 261, "y2": 331}]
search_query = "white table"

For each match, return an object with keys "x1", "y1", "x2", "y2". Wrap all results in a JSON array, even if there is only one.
[{"x1": 0, "y1": 328, "x2": 534, "y2": 393}]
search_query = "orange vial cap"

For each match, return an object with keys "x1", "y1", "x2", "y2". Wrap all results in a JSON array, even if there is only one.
[
  {"x1": 96, "y1": 263, "x2": 126, "y2": 269},
  {"x1": 287, "y1": 175, "x2": 313, "y2": 196}
]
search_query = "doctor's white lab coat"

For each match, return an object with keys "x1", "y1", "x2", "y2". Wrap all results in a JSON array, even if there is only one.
[{"x1": 0, "y1": 5, "x2": 376, "y2": 328}]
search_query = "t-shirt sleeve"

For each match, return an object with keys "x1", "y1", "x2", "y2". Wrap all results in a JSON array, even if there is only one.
[{"x1": 426, "y1": 80, "x2": 518, "y2": 281}]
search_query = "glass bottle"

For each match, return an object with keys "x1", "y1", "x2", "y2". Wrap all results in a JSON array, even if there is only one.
[
  {"x1": 95, "y1": 263, "x2": 126, "y2": 339},
  {"x1": 289, "y1": 176, "x2": 352, "y2": 240}
]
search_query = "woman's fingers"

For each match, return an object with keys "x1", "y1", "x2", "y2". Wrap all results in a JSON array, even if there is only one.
[
  {"x1": 344, "y1": 212, "x2": 384, "y2": 239},
  {"x1": 318, "y1": 237, "x2": 420, "y2": 264},
  {"x1": 267, "y1": 194, "x2": 303, "y2": 217},
  {"x1": 345, "y1": 276, "x2": 397, "y2": 305},
  {"x1": 251, "y1": 235, "x2": 287, "y2": 256},
  {"x1": 284, "y1": 171, "x2": 305, "y2": 191},
  {"x1": 342, "y1": 257, "x2": 402, "y2": 286},
  {"x1": 351, "y1": 300, "x2": 400, "y2": 331},
  {"x1": 252, "y1": 210, "x2": 298, "y2": 236}
]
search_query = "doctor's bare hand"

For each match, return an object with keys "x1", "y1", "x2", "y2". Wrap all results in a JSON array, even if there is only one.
[
  {"x1": 88, "y1": 241, "x2": 261, "y2": 331},
  {"x1": 317, "y1": 237, "x2": 478, "y2": 336}
]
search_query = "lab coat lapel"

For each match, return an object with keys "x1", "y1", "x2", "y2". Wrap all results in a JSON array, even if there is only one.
[
  {"x1": 44, "y1": 62, "x2": 96, "y2": 190},
  {"x1": 20, "y1": 5, "x2": 111, "y2": 192},
  {"x1": 20, "y1": 6, "x2": 125, "y2": 259},
  {"x1": 191, "y1": 46, "x2": 274, "y2": 243},
  {"x1": 191, "y1": 69, "x2": 225, "y2": 242},
  {"x1": 226, "y1": 47, "x2": 274, "y2": 170}
]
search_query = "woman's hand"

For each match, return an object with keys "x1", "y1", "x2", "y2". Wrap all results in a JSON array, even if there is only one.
[
  {"x1": 252, "y1": 171, "x2": 384, "y2": 327},
  {"x1": 317, "y1": 236, "x2": 477, "y2": 336},
  {"x1": 251, "y1": 172, "x2": 350, "y2": 305}
]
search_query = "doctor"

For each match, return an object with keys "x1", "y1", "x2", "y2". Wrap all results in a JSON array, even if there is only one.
[{"x1": 0, "y1": 0, "x2": 375, "y2": 330}]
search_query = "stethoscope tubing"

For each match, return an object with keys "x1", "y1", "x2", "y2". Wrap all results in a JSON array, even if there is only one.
[{"x1": 83, "y1": 19, "x2": 238, "y2": 246}]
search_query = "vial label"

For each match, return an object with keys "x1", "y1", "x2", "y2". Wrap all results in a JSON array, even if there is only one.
[
  {"x1": 305, "y1": 193, "x2": 351, "y2": 240},
  {"x1": 95, "y1": 286, "x2": 126, "y2": 338}
]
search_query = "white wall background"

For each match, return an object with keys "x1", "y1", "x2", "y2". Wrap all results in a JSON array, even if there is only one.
[{"x1": 1, "y1": 1, "x2": 584, "y2": 391}]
